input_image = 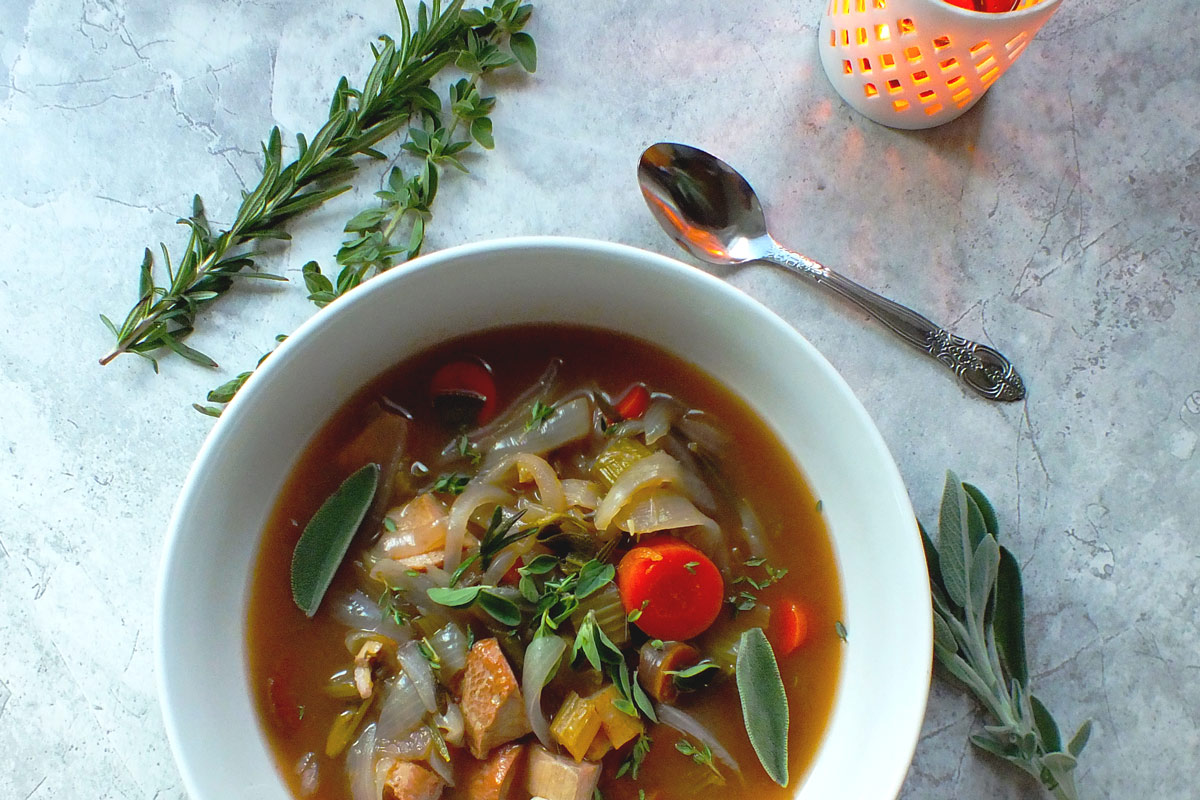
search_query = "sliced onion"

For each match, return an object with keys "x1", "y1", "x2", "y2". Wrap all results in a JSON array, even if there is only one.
[
  {"x1": 642, "y1": 397, "x2": 684, "y2": 446},
  {"x1": 397, "y1": 640, "x2": 438, "y2": 714},
  {"x1": 329, "y1": 590, "x2": 412, "y2": 644},
  {"x1": 377, "y1": 725, "x2": 432, "y2": 759},
  {"x1": 595, "y1": 451, "x2": 689, "y2": 530},
  {"x1": 479, "y1": 453, "x2": 567, "y2": 513},
  {"x1": 295, "y1": 752, "x2": 319, "y2": 797},
  {"x1": 655, "y1": 704, "x2": 742, "y2": 775},
  {"x1": 435, "y1": 702, "x2": 465, "y2": 747},
  {"x1": 376, "y1": 674, "x2": 426, "y2": 741},
  {"x1": 482, "y1": 396, "x2": 593, "y2": 465},
  {"x1": 658, "y1": 434, "x2": 719, "y2": 513},
  {"x1": 522, "y1": 635, "x2": 567, "y2": 749},
  {"x1": 677, "y1": 411, "x2": 732, "y2": 455},
  {"x1": 444, "y1": 484, "x2": 511, "y2": 574},
  {"x1": 345, "y1": 722, "x2": 378, "y2": 800},
  {"x1": 428, "y1": 622, "x2": 468, "y2": 679},
  {"x1": 562, "y1": 478, "x2": 602, "y2": 511},
  {"x1": 468, "y1": 359, "x2": 561, "y2": 445},
  {"x1": 738, "y1": 501, "x2": 768, "y2": 558},
  {"x1": 617, "y1": 488, "x2": 719, "y2": 538},
  {"x1": 375, "y1": 493, "x2": 449, "y2": 560},
  {"x1": 427, "y1": 746, "x2": 455, "y2": 786},
  {"x1": 483, "y1": 547, "x2": 519, "y2": 585}
]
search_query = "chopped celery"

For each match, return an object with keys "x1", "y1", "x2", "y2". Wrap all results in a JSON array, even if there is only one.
[
  {"x1": 590, "y1": 685, "x2": 644, "y2": 749},
  {"x1": 593, "y1": 437, "x2": 653, "y2": 488},
  {"x1": 574, "y1": 584, "x2": 629, "y2": 647},
  {"x1": 550, "y1": 691, "x2": 602, "y2": 762}
]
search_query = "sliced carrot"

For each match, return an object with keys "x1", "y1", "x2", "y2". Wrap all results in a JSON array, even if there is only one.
[
  {"x1": 614, "y1": 383, "x2": 651, "y2": 420},
  {"x1": 265, "y1": 667, "x2": 303, "y2": 735},
  {"x1": 768, "y1": 598, "x2": 810, "y2": 656},
  {"x1": 616, "y1": 536, "x2": 723, "y2": 641},
  {"x1": 430, "y1": 357, "x2": 497, "y2": 426}
]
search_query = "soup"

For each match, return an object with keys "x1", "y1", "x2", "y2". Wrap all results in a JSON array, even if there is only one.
[{"x1": 247, "y1": 325, "x2": 842, "y2": 800}]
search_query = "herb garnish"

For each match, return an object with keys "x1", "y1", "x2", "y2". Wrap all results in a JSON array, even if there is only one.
[
  {"x1": 525, "y1": 399, "x2": 556, "y2": 431},
  {"x1": 665, "y1": 660, "x2": 720, "y2": 691},
  {"x1": 193, "y1": 333, "x2": 287, "y2": 416},
  {"x1": 430, "y1": 472, "x2": 471, "y2": 495},
  {"x1": 449, "y1": 507, "x2": 534, "y2": 585},
  {"x1": 728, "y1": 557, "x2": 788, "y2": 612},
  {"x1": 926, "y1": 472, "x2": 1091, "y2": 800},
  {"x1": 290, "y1": 464, "x2": 380, "y2": 617},
  {"x1": 102, "y1": 0, "x2": 536, "y2": 374},
  {"x1": 675, "y1": 738, "x2": 722, "y2": 780},
  {"x1": 834, "y1": 620, "x2": 848, "y2": 642},
  {"x1": 616, "y1": 733, "x2": 653, "y2": 780},
  {"x1": 571, "y1": 610, "x2": 623, "y2": 671},
  {"x1": 735, "y1": 627, "x2": 789, "y2": 787}
]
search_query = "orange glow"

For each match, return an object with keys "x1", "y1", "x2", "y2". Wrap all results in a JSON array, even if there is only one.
[
  {"x1": 912, "y1": 69, "x2": 930, "y2": 83},
  {"x1": 893, "y1": 99, "x2": 910, "y2": 111},
  {"x1": 864, "y1": 82, "x2": 879, "y2": 97},
  {"x1": 881, "y1": 52, "x2": 896, "y2": 68},
  {"x1": 843, "y1": 59, "x2": 854, "y2": 74},
  {"x1": 970, "y1": 40, "x2": 991, "y2": 55},
  {"x1": 939, "y1": 57, "x2": 960, "y2": 71},
  {"x1": 898, "y1": 18, "x2": 915, "y2": 35},
  {"x1": 975, "y1": 55, "x2": 997, "y2": 73},
  {"x1": 980, "y1": 66, "x2": 1000, "y2": 84},
  {"x1": 644, "y1": 193, "x2": 729, "y2": 261},
  {"x1": 947, "y1": 75, "x2": 966, "y2": 90},
  {"x1": 873, "y1": 0, "x2": 887, "y2": 8},
  {"x1": 875, "y1": 23, "x2": 891, "y2": 41},
  {"x1": 860, "y1": 57, "x2": 872, "y2": 72},
  {"x1": 933, "y1": 35, "x2": 952, "y2": 51},
  {"x1": 953, "y1": 88, "x2": 973, "y2": 104},
  {"x1": 925, "y1": 103, "x2": 944, "y2": 116},
  {"x1": 918, "y1": 89, "x2": 937, "y2": 102},
  {"x1": 905, "y1": 45, "x2": 922, "y2": 63},
  {"x1": 856, "y1": 27, "x2": 868, "y2": 45},
  {"x1": 887, "y1": 78, "x2": 903, "y2": 93}
]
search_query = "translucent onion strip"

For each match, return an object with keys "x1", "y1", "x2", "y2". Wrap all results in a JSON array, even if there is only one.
[
  {"x1": 596, "y1": 451, "x2": 692, "y2": 530},
  {"x1": 345, "y1": 723, "x2": 377, "y2": 800},
  {"x1": 483, "y1": 396, "x2": 593, "y2": 465},
  {"x1": 397, "y1": 640, "x2": 438, "y2": 713},
  {"x1": 428, "y1": 622, "x2": 468, "y2": 679},
  {"x1": 376, "y1": 674, "x2": 426, "y2": 741},
  {"x1": 522, "y1": 635, "x2": 567, "y2": 749},
  {"x1": 655, "y1": 703, "x2": 742, "y2": 776},
  {"x1": 618, "y1": 489, "x2": 719, "y2": 538},
  {"x1": 479, "y1": 453, "x2": 567, "y2": 513},
  {"x1": 444, "y1": 484, "x2": 511, "y2": 574}
]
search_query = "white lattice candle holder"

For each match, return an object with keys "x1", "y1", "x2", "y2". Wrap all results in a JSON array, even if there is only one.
[{"x1": 819, "y1": 0, "x2": 1063, "y2": 129}]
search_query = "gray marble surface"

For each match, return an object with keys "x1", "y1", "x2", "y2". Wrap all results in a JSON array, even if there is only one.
[{"x1": 2, "y1": 0, "x2": 1196, "y2": 797}]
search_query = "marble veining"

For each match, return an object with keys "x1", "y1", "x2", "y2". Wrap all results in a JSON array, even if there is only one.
[{"x1": 1, "y1": 0, "x2": 1197, "y2": 797}]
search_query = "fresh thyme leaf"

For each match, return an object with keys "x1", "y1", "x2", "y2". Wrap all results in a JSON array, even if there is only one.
[
  {"x1": 666, "y1": 660, "x2": 720, "y2": 691},
  {"x1": 616, "y1": 733, "x2": 652, "y2": 780},
  {"x1": 834, "y1": 620, "x2": 848, "y2": 642},
  {"x1": 191, "y1": 334, "x2": 287, "y2": 416},
  {"x1": 925, "y1": 472, "x2": 1091, "y2": 800},
  {"x1": 383, "y1": 516, "x2": 398, "y2": 533},
  {"x1": 675, "y1": 738, "x2": 722, "y2": 779},
  {"x1": 525, "y1": 399, "x2": 556, "y2": 431},
  {"x1": 684, "y1": 561, "x2": 699, "y2": 574},
  {"x1": 290, "y1": 463, "x2": 380, "y2": 617},
  {"x1": 430, "y1": 472, "x2": 470, "y2": 495}
]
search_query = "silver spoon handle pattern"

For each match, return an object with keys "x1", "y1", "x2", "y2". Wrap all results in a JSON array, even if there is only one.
[{"x1": 763, "y1": 242, "x2": 1026, "y2": 402}]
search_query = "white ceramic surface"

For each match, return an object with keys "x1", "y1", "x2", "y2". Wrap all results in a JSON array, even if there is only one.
[
  {"x1": 156, "y1": 237, "x2": 932, "y2": 800},
  {"x1": 819, "y1": 0, "x2": 1063, "y2": 129}
]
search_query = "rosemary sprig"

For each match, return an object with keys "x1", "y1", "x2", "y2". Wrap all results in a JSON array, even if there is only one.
[
  {"x1": 304, "y1": 1, "x2": 535, "y2": 307},
  {"x1": 100, "y1": 0, "x2": 503, "y2": 370},
  {"x1": 924, "y1": 472, "x2": 1091, "y2": 799}
]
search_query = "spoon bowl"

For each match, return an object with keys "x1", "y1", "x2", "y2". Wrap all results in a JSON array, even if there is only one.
[{"x1": 637, "y1": 142, "x2": 1026, "y2": 402}]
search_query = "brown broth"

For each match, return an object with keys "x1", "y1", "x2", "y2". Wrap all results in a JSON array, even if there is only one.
[{"x1": 246, "y1": 324, "x2": 842, "y2": 800}]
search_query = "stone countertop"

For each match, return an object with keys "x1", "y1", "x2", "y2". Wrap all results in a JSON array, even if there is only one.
[{"x1": 1, "y1": 0, "x2": 1196, "y2": 797}]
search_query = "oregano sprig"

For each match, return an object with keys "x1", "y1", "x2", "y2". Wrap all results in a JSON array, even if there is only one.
[{"x1": 925, "y1": 472, "x2": 1092, "y2": 799}]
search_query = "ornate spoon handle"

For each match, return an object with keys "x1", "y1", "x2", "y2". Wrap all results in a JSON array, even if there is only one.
[{"x1": 763, "y1": 242, "x2": 1025, "y2": 402}]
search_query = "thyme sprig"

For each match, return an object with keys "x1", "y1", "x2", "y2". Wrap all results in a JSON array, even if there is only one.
[
  {"x1": 101, "y1": 0, "x2": 534, "y2": 371},
  {"x1": 304, "y1": 1, "x2": 535, "y2": 307},
  {"x1": 925, "y1": 472, "x2": 1091, "y2": 799}
]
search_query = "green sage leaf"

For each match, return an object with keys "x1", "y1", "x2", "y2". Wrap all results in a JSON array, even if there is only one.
[
  {"x1": 1067, "y1": 719, "x2": 1092, "y2": 757},
  {"x1": 937, "y1": 471, "x2": 970, "y2": 609},
  {"x1": 963, "y1": 483, "x2": 999, "y2": 538},
  {"x1": 1030, "y1": 694, "x2": 1063, "y2": 753},
  {"x1": 736, "y1": 627, "x2": 789, "y2": 787},
  {"x1": 968, "y1": 535, "x2": 1000, "y2": 628},
  {"x1": 993, "y1": 545, "x2": 1028, "y2": 688},
  {"x1": 291, "y1": 463, "x2": 380, "y2": 617}
]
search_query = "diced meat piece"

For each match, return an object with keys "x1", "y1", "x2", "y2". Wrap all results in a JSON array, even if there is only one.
[
  {"x1": 526, "y1": 745, "x2": 601, "y2": 800},
  {"x1": 460, "y1": 638, "x2": 532, "y2": 758},
  {"x1": 354, "y1": 639, "x2": 385, "y2": 699},
  {"x1": 383, "y1": 760, "x2": 445, "y2": 800},
  {"x1": 461, "y1": 742, "x2": 525, "y2": 800}
]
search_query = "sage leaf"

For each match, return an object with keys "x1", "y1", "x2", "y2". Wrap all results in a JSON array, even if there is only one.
[
  {"x1": 937, "y1": 471, "x2": 970, "y2": 609},
  {"x1": 963, "y1": 483, "x2": 999, "y2": 537},
  {"x1": 1030, "y1": 694, "x2": 1063, "y2": 753},
  {"x1": 290, "y1": 463, "x2": 380, "y2": 617},
  {"x1": 1067, "y1": 720, "x2": 1092, "y2": 757},
  {"x1": 736, "y1": 627, "x2": 789, "y2": 787},
  {"x1": 968, "y1": 535, "x2": 1000, "y2": 628},
  {"x1": 993, "y1": 545, "x2": 1028, "y2": 688}
]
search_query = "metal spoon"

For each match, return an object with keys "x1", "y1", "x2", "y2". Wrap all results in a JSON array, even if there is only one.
[{"x1": 637, "y1": 142, "x2": 1026, "y2": 402}]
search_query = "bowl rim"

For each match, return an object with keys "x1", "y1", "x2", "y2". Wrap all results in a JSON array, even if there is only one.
[{"x1": 155, "y1": 234, "x2": 931, "y2": 800}]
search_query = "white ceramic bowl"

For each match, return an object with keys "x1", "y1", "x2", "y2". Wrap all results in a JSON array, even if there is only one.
[{"x1": 157, "y1": 236, "x2": 931, "y2": 800}]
